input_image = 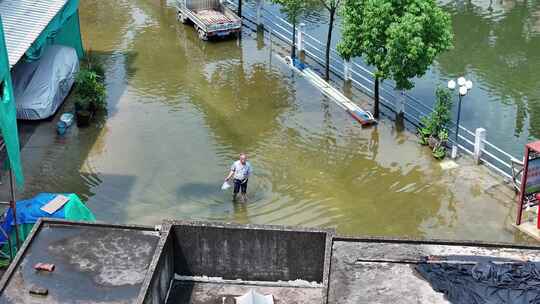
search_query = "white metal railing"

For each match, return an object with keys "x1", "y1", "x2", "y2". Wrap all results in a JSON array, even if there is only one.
[{"x1": 227, "y1": 0, "x2": 518, "y2": 181}]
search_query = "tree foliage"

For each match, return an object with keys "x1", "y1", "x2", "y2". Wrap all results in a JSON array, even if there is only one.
[
  {"x1": 271, "y1": 0, "x2": 306, "y2": 26},
  {"x1": 338, "y1": 0, "x2": 454, "y2": 90}
]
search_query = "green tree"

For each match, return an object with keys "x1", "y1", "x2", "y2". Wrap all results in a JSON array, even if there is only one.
[
  {"x1": 338, "y1": 0, "x2": 453, "y2": 118},
  {"x1": 318, "y1": 0, "x2": 342, "y2": 81},
  {"x1": 272, "y1": 0, "x2": 307, "y2": 58}
]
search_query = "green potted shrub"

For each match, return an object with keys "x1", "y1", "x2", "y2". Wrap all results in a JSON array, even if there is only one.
[
  {"x1": 417, "y1": 88, "x2": 453, "y2": 160},
  {"x1": 432, "y1": 130, "x2": 449, "y2": 159},
  {"x1": 419, "y1": 117, "x2": 433, "y2": 146},
  {"x1": 74, "y1": 69, "x2": 106, "y2": 126}
]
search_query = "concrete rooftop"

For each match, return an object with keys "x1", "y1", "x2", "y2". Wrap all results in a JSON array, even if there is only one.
[
  {"x1": 2, "y1": 220, "x2": 540, "y2": 304},
  {"x1": 327, "y1": 239, "x2": 540, "y2": 304},
  {"x1": 0, "y1": 221, "x2": 160, "y2": 304}
]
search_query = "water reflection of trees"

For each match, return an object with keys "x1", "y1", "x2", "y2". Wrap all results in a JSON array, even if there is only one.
[
  {"x1": 197, "y1": 62, "x2": 293, "y2": 151},
  {"x1": 438, "y1": 0, "x2": 540, "y2": 138}
]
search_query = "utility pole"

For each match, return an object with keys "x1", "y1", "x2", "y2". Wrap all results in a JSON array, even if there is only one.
[{"x1": 238, "y1": 0, "x2": 242, "y2": 17}]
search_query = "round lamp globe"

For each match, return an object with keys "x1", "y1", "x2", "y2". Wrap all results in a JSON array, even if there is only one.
[
  {"x1": 448, "y1": 80, "x2": 456, "y2": 90},
  {"x1": 459, "y1": 86, "x2": 468, "y2": 96}
]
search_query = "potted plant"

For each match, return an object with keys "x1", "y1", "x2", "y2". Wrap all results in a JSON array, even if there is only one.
[
  {"x1": 432, "y1": 130, "x2": 449, "y2": 159},
  {"x1": 419, "y1": 117, "x2": 433, "y2": 146},
  {"x1": 74, "y1": 68, "x2": 106, "y2": 126},
  {"x1": 417, "y1": 88, "x2": 453, "y2": 160},
  {"x1": 75, "y1": 98, "x2": 92, "y2": 127}
]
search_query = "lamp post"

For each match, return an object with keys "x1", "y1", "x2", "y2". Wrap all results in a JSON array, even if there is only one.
[{"x1": 447, "y1": 77, "x2": 473, "y2": 159}]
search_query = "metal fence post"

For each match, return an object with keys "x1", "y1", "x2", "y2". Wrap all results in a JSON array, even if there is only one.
[
  {"x1": 344, "y1": 60, "x2": 352, "y2": 81},
  {"x1": 474, "y1": 128, "x2": 486, "y2": 165},
  {"x1": 298, "y1": 23, "x2": 305, "y2": 55},
  {"x1": 256, "y1": 0, "x2": 264, "y2": 32}
]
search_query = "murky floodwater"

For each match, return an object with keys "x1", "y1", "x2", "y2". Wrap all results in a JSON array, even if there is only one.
[
  {"x1": 257, "y1": 0, "x2": 540, "y2": 158},
  {"x1": 437, "y1": 0, "x2": 540, "y2": 157},
  {"x1": 10, "y1": 0, "x2": 529, "y2": 242}
]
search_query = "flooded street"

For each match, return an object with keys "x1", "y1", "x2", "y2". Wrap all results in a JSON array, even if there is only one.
[{"x1": 4, "y1": 0, "x2": 527, "y2": 242}]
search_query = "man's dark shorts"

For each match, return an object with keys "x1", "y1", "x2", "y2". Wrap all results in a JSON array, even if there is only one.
[{"x1": 233, "y1": 179, "x2": 248, "y2": 194}]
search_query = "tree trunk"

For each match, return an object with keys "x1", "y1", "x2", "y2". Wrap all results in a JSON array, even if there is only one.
[
  {"x1": 374, "y1": 76, "x2": 380, "y2": 119},
  {"x1": 292, "y1": 22, "x2": 297, "y2": 59},
  {"x1": 325, "y1": 9, "x2": 335, "y2": 81},
  {"x1": 238, "y1": 0, "x2": 242, "y2": 17}
]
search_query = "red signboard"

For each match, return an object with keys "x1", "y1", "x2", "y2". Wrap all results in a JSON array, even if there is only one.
[{"x1": 516, "y1": 141, "x2": 540, "y2": 227}]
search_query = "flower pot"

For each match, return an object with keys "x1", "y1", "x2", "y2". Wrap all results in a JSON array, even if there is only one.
[{"x1": 76, "y1": 110, "x2": 92, "y2": 127}]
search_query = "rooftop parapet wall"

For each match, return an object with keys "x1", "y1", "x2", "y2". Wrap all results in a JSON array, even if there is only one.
[
  {"x1": 165, "y1": 220, "x2": 333, "y2": 284},
  {"x1": 139, "y1": 226, "x2": 175, "y2": 304}
]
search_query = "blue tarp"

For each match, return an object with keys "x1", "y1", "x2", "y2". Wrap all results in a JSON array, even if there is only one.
[{"x1": 0, "y1": 193, "x2": 95, "y2": 244}]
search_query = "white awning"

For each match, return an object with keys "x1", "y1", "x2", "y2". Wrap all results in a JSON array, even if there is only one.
[{"x1": 0, "y1": 0, "x2": 68, "y2": 67}]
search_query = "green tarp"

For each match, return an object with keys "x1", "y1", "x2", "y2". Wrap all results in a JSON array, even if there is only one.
[
  {"x1": 0, "y1": 17, "x2": 24, "y2": 187},
  {"x1": 25, "y1": 0, "x2": 84, "y2": 61}
]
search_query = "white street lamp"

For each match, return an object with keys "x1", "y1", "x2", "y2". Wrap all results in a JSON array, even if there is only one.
[
  {"x1": 447, "y1": 76, "x2": 473, "y2": 158},
  {"x1": 459, "y1": 86, "x2": 468, "y2": 96}
]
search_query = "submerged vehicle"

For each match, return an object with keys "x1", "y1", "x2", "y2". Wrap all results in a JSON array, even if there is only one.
[
  {"x1": 11, "y1": 45, "x2": 79, "y2": 120},
  {"x1": 176, "y1": 0, "x2": 242, "y2": 41}
]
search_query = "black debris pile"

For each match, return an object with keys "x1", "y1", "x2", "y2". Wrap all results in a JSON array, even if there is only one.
[{"x1": 416, "y1": 256, "x2": 540, "y2": 304}]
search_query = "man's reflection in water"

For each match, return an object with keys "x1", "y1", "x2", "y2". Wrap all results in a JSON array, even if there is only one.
[{"x1": 232, "y1": 200, "x2": 249, "y2": 224}]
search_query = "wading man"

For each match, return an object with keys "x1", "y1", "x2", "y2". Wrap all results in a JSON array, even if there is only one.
[{"x1": 225, "y1": 153, "x2": 252, "y2": 202}]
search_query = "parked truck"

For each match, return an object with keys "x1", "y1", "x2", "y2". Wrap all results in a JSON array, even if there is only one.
[{"x1": 176, "y1": 0, "x2": 242, "y2": 41}]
